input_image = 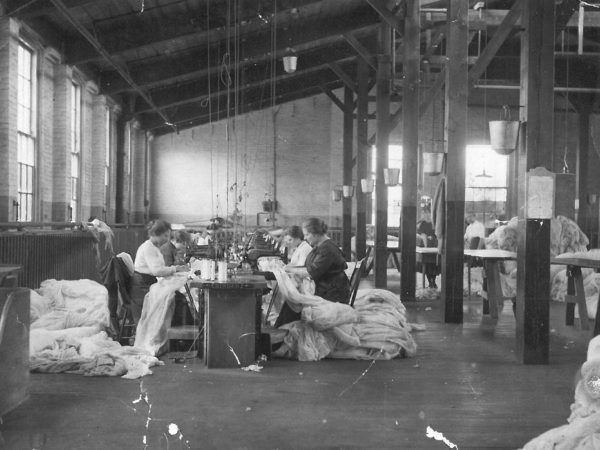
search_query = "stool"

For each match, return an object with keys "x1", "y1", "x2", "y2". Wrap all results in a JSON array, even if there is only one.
[{"x1": 166, "y1": 325, "x2": 202, "y2": 353}]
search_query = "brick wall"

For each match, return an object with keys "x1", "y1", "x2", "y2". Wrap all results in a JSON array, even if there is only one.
[
  {"x1": 150, "y1": 94, "x2": 343, "y2": 228},
  {"x1": 38, "y1": 48, "x2": 60, "y2": 222},
  {"x1": 0, "y1": 16, "x2": 123, "y2": 225},
  {"x1": 90, "y1": 95, "x2": 107, "y2": 220},
  {"x1": 51, "y1": 64, "x2": 71, "y2": 221},
  {"x1": 0, "y1": 19, "x2": 19, "y2": 222}
]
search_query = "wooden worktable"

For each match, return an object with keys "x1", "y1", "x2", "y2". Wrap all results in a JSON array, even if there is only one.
[
  {"x1": 551, "y1": 256, "x2": 600, "y2": 335},
  {"x1": 464, "y1": 249, "x2": 517, "y2": 319},
  {"x1": 190, "y1": 275, "x2": 267, "y2": 368}
]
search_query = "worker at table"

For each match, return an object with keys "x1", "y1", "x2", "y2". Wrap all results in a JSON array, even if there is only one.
[
  {"x1": 130, "y1": 219, "x2": 189, "y2": 324},
  {"x1": 416, "y1": 208, "x2": 439, "y2": 288},
  {"x1": 275, "y1": 217, "x2": 350, "y2": 327},
  {"x1": 284, "y1": 225, "x2": 312, "y2": 267}
]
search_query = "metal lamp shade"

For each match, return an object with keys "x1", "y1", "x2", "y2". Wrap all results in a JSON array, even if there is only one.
[
  {"x1": 331, "y1": 188, "x2": 342, "y2": 202},
  {"x1": 283, "y1": 55, "x2": 297, "y2": 73},
  {"x1": 489, "y1": 120, "x2": 519, "y2": 155},
  {"x1": 422, "y1": 152, "x2": 444, "y2": 176},
  {"x1": 360, "y1": 178, "x2": 375, "y2": 193}
]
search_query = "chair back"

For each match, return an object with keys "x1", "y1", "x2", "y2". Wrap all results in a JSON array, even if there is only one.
[
  {"x1": 469, "y1": 236, "x2": 481, "y2": 250},
  {"x1": 349, "y1": 246, "x2": 372, "y2": 307}
]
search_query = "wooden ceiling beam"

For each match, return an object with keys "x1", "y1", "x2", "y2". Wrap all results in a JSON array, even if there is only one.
[
  {"x1": 343, "y1": 33, "x2": 377, "y2": 70},
  {"x1": 320, "y1": 85, "x2": 346, "y2": 112},
  {"x1": 468, "y1": 0, "x2": 522, "y2": 87},
  {"x1": 6, "y1": 0, "x2": 98, "y2": 17},
  {"x1": 65, "y1": 0, "x2": 358, "y2": 65},
  {"x1": 366, "y1": 0, "x2": 403, "y2": 32},
  {"x1": 136, "y1": 56, "x2": 356, "y2": 114},
  {"x1": 145, "y1": 80, "x2": 343, "y2": 134},
  {"x1": 327, "y1": 62, "x2": 357, "y2": 92},
  {"x1": 101, "y1": 18, "x2": 378, "y2": 95}
]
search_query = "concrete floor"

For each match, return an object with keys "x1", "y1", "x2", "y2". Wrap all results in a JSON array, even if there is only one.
[{"x1": 0, "y1": 270, "x2": 593, "y2": 450}]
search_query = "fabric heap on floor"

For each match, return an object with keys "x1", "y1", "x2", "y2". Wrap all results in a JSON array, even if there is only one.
[
  {"x1": 479, "y1": 215, "x2": 598, "y2": 317},
  {"x1": 29, "y1": 279, "x2": 163, "y2": 379},
  {"x1": 267, "y1": 268, "x2": 419, "y2": 361},
  {"x1": 521, "y1": 335, "x2": 600, "y2": 449}
]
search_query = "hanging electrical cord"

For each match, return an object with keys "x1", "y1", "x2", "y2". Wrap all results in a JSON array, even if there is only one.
[
  {"x1": 206, "y1": 0, "x2": 213, "y2": 216},
  {"x1": 562, "y1": 29, "x2": 570, "y2": 173}
]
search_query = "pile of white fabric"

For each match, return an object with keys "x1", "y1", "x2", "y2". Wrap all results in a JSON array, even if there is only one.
[
  {"x1": 268, "y1": 268, "x2": 419, "y2": 361},
  {"x1": 29, "y1": 279, "x2": 163, "y2": 379},
  {"x1": 521, "y1": 335, "x2": 600, "y2": 449},
  {"x1": 477, "y1": 216, "x2": 599, "y2": 317}
]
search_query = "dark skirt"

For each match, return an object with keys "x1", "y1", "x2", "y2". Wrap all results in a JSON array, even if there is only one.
[{"x1": 130, "y1": 272, "x2": 157, "y2": 324}]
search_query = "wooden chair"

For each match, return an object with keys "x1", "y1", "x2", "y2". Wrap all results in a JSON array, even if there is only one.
[
  {"x1": 99, "y1": 254, "x2": 136, "y2": 344},
  {"x1": 349, "y1": 246, "x2": 372, "y2": 307}
]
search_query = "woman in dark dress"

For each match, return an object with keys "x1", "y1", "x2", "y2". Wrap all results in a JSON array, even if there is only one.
[
  {"x1": 416, "y1": 209, "x2": 439, "y2": 288},
  {"x1": 275, "y1": 217, "x2": 350, "y2": 327}
]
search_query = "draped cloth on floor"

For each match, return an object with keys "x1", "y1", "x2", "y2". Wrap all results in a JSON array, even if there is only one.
[
  {"x1": 29, "y1": 279, "x2": 163, "y2": 379},
  {"x1": 269, "y1": 268, "x2": 420, "y2": 361}
]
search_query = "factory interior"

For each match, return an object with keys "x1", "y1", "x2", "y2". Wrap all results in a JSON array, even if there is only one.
[{"x1": 3, "y1": 0, "x2": 600, "y2": 448}]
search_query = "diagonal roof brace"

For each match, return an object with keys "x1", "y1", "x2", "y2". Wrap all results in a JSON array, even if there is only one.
[{"x1": 48, "y1": 0, "x2": 175, "y2": 131}]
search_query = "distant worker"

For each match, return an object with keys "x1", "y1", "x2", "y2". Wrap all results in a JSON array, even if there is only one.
[{"x1": 464, "y1": 214, "x2": 486, "y2": 249}]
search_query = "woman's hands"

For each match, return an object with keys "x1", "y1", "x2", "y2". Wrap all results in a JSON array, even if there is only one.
[{"x1": 175, "y1": 264, "x2": 189, "y2": 273}]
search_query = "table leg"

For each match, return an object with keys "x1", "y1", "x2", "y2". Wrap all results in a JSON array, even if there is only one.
[
  {"x1": 566, "y1": 266, "x2": 589, "y2": 330},
  {"x1": 594, "y1": 288, "x2": 600, "y2": 336},
  {"x1": 391, "y1": 251, "x2": 401, "y2": 272},
  {"x1": 484, "y1": 260, "x2": 503, "y2": 319}
]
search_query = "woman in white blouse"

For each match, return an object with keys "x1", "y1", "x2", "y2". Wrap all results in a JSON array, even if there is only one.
[
  {"x1": 130, "y1": 219, "x2": 188, "y2": 324},
  {"x1": 284, "y1": 225, "x2": 312, "y2": 267}
]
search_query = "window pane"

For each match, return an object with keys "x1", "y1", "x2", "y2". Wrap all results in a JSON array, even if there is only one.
[{"x1": 26, "y1": 166, "x2": 33, "y2": 192}]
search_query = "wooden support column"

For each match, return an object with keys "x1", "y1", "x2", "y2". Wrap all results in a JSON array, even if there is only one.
[
  {"x1": 516, "y1": 0, "x2": 555, "y2": 364},
  {"x1": 342, "y1": 86, "x2": 354, "y2": 260},
  {"x1": 441, "y1": 0, "x2": 468, "y2": 323},
  {"x1": 115, "y1": 115, "x2": 126, "y2": 224},
  {"x1": 400, "y1": 0, "x2": 419, "y2": 302},
  {"x1": 374, "y1": 23, "x2": 392, "y2": 289},
  {"x1": 356, "y1": 58, "x2": 370, "y2": 260},
  {"x1": 576, "y1": 100, "x2": 592, "y2": 241}
]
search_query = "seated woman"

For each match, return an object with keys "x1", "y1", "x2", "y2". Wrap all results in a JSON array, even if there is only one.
[
  {"x1": 160, "y1": 229, "x2": 192, "y2": 266},
  {"x1": 416, "y1": 208, "x2": 439, "y2": 288},
  {"x1": 130, "y1": 219, "x2": 188, "y2": 324},
  {"x1": 275, "y1": 217, "x2": 350, "y2": 327},
  {"x1": 284, "y1": 225, "x2": 312, "y2": 266}
]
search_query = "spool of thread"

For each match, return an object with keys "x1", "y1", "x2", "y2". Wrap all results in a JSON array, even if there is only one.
[{"x1": 217, "y1": 261, "x2": 228, "y2": 281}]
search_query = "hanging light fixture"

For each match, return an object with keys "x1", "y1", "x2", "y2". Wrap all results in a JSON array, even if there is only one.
[
  {"x1": 360, "y1": 178, "x2": 375, "y2": 194},
  {"x1": 331, "y1": 186, "x2": 342, "y2": 202},
  {"x1": 489, "y1": 105, "x2": 520, "y2": 155},
  {"x1": 342, "y1": 185, "x2": 355, "y2": 198},
  {"x1": 282, "y1": 47, "x2": 297, "y2": 73}
]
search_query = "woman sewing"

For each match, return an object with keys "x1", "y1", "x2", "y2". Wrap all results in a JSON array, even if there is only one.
[
  {"x1": 130, "y1": 219, "x2": 188, "y2": 324},
  {"x1": 284, "y1": 225, "x2": 312, "y2": 266},
  {"x1": 275, "y1": 218, "x2": 350, "y2": 327}
]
